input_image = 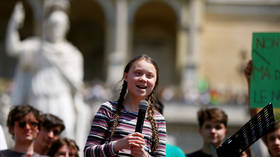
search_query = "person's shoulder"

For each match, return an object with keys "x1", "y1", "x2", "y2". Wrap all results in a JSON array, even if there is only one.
[
  {"x1": 22, "y1": 37, "x2": 41, "y2": 47},
  {"x1": 97, "y1": 101, "x2": 117, "y2": 114},
  {"x1": 186, "y1": 150, "x2": 212, "y2": 157},
  {"x1": 166, "y1": 143, "x2": 185, "y2": 157},
  {"x1": 101, "y1": 101, "x2": 117, "y2": 109},
  {"x1": 23, "y1": 36, "x2": 40, "y2": 43},
  {"x1": 95, "y1": 101, "x2": 117, "y2": 119},
  {"x1": 153, "y1": 109, "x2": 165, "y2": 120},
  {"x1": 0, "y1": 150, "x2": 48, "y2": 157},
  {"x1": 0, "y1": 149, "x2": 23, "y2": 156},
  {"x1": 186, "y1": 150, "x2": 200, "y2": 157},
  {"x1": 0, "y1": 149, "x2": 14, "y2": 153},
  {"x1": 166, "y1": 143, "x2": 184, "y2": 151}
]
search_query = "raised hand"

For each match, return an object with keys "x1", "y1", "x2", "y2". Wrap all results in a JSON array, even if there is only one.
[
  {"x1": 11, "y1": 2, "x2": 25, "y2": 28},
  {"x1": 244, "y1": 60, "x2": 253, "y2": 84}
]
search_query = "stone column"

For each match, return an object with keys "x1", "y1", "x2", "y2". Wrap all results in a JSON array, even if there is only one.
[
  {"x1": 181, "y1": 0, "x2": 204, "y2": 102},
  {"x1": 176, "y1": 1, "x2": 189, "y2": 85},
  {"x1": 107, "y1": 0, "x2": 128, "y2": 85}
]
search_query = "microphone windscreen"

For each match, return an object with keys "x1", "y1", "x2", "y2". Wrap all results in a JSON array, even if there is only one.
[{"x1": 139, "y1": 100, "x2": 148, "y2": 110}]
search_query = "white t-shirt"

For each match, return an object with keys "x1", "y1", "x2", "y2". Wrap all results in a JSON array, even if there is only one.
[{"x1": 0, "y1": 125, "x2": 7, "y2": 150}]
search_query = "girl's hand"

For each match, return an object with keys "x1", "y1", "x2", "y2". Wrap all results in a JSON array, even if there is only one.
[
  {"x1": 131, "y1": 144, "x2": 149, "y2": 157},
  {"x1": 113, "y1": 132, "x2": 145, "y2": 152}
]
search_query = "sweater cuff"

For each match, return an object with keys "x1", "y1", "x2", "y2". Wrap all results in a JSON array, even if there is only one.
[{"x1": 109, "y1": 141, "x2": 117, "y2": 156}]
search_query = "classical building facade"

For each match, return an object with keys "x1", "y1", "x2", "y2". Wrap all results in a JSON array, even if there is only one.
[{"x1": 1, "y1": 0, "x2": 280, "y2": 98}]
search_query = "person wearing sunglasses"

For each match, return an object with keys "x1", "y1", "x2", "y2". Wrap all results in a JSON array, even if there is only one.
[
  {"x1": 34, "y1": 113, "x2": 65, "y2": 155},
  {"x1": 0, "y1": 105, "x2": 47, "y2": 157}
]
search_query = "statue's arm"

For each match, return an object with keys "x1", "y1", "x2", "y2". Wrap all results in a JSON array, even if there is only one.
[{"x1": 5, "y1": 2, "x2": 25, "y2": 56}]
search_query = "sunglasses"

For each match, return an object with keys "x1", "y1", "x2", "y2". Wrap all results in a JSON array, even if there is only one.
[{"x1": 18, "y1": 120, "x2": 39, "y2": 129}]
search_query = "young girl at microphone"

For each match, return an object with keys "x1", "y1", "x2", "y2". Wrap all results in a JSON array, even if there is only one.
[{"x1": 84, "y1": 54, "x2": 167, "y2": 157}]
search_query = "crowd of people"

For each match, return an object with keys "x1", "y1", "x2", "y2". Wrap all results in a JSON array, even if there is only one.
[
  {"x1": 0, "y1": 105, "x2": 79, "y2": 157},
  {"x1": 83, "y1": 79, "x2": 248, "y2": 107}
]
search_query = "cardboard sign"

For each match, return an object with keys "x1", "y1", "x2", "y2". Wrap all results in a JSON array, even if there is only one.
[{"x1": 250, "y1": 32, "x2": 280, "y2": 108}]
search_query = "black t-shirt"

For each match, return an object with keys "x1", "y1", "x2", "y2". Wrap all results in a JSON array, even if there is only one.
[
  {"x1": 186, "y1": 150, "x2": 212, "y2": 157},
  {"x1": 0, "y1": 149, "x2": 48, "y2": 157}
]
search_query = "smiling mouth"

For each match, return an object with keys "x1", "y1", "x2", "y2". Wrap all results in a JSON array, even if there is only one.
[{"x1": 136, "y1": 85, "x2": 147, "y2": 89}]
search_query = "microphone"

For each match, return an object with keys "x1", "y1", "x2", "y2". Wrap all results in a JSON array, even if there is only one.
[{"x1": 135, "y1": 100, "x2": 149, "y2": 133}]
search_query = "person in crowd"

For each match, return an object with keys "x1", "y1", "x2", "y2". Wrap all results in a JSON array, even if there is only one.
[
  {"x1": 186, "y1": 107, "x2": 228, "y2": 157},
  {"x1": 0, "y1": 124, "x2": 7, "y2": 150},
  {"x1": 34, "y1": 113, "x2": 65, "y2": 155},
  {"x1": 0, "y1": 105, "x2": 46, "y2": 156},
  {"x1": 262, "y1": 121, "x2": 280, "y2": 157},
  {"x1": 166, "y1": 143, "x2": 186, "y2": 157},
  {"x1": 244, "y1": 60, "x2": 271, "y2": 157},
  {"x1": 84, "y1": 54, "x2": 167, "y2": 156},
  {"x1": 244, "y1": 60, "x2": 262, "y2": 117},
  {"x1": 48, "y1": 137, "x2": 79, "y2": 157}
]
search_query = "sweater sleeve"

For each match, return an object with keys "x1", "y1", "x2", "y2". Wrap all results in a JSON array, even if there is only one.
[
  {"x1": 153, "y1": 112, "x2": 167, "y2": 156},
  {"x1": 84, "y1": 102, "x2": 117, "y2": 157}
]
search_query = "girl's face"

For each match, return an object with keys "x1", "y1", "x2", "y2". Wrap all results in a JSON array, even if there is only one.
[{"x1": 124, "y1": 59, "x2": 157, "y2": 101}]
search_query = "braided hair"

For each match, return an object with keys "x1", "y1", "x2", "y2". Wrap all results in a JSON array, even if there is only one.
[{"x1": 109, "y1": 54, "x2": 160, "y2": 153}]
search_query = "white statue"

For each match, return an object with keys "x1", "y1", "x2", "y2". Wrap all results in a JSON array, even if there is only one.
[{"x1": 6, "y1": 2, "x2": 86, "y2": 140}]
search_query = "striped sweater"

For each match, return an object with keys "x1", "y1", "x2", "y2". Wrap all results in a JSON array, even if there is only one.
[{"x1": 84, "y1": 101, "x2": 167, "y2": 157}]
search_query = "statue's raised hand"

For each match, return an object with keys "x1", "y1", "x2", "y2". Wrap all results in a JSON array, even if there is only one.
[{"x1": 10, "y1": 2, "x2": 25, "y2": 28}]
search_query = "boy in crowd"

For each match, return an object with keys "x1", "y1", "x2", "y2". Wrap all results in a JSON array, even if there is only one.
[
  {"x1": 34, "y1": 113, "x2": 65, "y2": 155},
  {"x1": 0, "y1": 105, "x2": 44, "y2": 156},
  {"x1": 263, "y1": 121, "x2": 280, "y2": 157},
  {"x1": 186, "y1": 107, "x2": 228, "y2": 157}
]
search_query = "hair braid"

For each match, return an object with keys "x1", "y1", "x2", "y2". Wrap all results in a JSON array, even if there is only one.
[
  {"x1": 110, "y1": 81, "x2": 127, "y2": 139},
  {"x1": 147, "y1": 97, "x2": 159, "y2": 153}
]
